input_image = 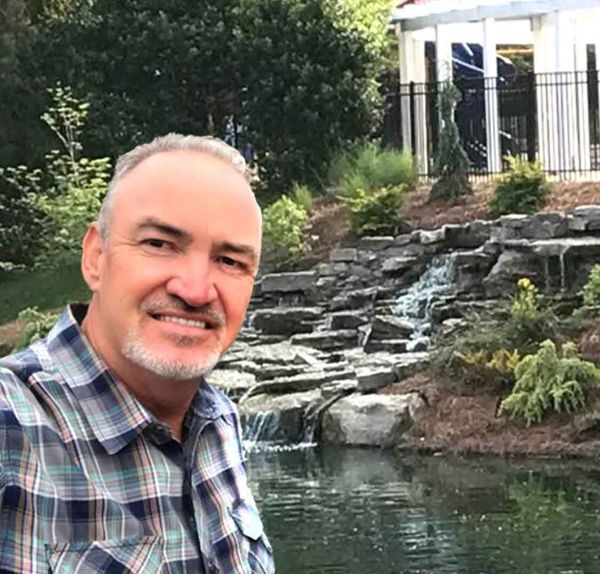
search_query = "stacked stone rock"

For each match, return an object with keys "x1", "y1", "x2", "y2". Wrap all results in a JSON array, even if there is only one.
[{"x1": 207, "y1": 206, "x2": 600, "y2": 448}]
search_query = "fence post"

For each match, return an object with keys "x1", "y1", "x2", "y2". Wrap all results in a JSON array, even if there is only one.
[
  {"x1": 526, "y1": 71, "x2": 537, "y2": 163},
  {"x1": 409, "y1": 81, "x2": 416, "y2": 156}
]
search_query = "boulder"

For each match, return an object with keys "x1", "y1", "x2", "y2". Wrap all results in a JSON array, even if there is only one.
[
  {"x1": 261, "y1": 271, "x2": 316, "y2": 293},
  {"x1": 291, "y1": 330, "x2": 359, "y2": 350},
  {"x1": 357, "y1": 236, "x2": 394, "y2": 251},
  {"x1": 482, "y1": 250, "x2": 543, "y2": 297},
  {"x1": 570, "y1": 205, "x2": 600, "y2": 231},
  {"x1": 521, "y1": 213, "x2": 568, "y2": 239},
  {"x1": 326, "y1": 310, "x2": 369, "y2": 330},
  {"x1": 240, "y1": 390, "x2": 321, "y2": 443},
  {"x1": 370, "y1": 315, "x2": 414, "y2": 340},
  {"x1": 252, "y1": 366, "x2": 356, "y2": 395},
  {"x1": 320, "y1": 393, "x2": 425, "y2": 447},
  {"x1": 356, "y1": 367, "x2": 396, "y2": 392},
  {"x1": 206, "y1": 369, "x2": 256, "y2": 400},
  {"x1": 443, "y1": 220, "x2": 492, "y2": 249},
  {"x1": 251, "y1": 306, "x2": 323, "y2": 335},
  {"x1": 330, "y1": 248, "x2": 358, "y2": 262}
]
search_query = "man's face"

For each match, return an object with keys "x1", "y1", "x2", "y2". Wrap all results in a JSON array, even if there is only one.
[{"x1": 83, "y1": 149, "x2": 261, "y2": 382}]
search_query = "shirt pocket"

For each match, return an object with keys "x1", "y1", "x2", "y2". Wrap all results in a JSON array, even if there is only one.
[
  {"x1": 228, "y1": 499, "x2": 274, "y2": 574},
  {"x1": 46, "y1": 536, "x2": 166, "y2": 574}
]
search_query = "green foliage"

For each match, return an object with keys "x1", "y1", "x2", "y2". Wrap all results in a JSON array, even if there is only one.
[
  {"x1": 581, "y1": 264, "x2": 600, "y2": 307},
  {"x1": 433, "y1": 279, "x2": 558, "y2": 385},
  {"x1": 328, "y1": 143, "x2": 416, "y2": 198},
  {"x1": 345, "y1": 184, "x2": 407, "y2": 236},
  {"x1": 0, "y1": 164, "x2": 48, "y2": 266},
  {"x1": 14, "y1": 306, "x2": 60, "y2": 350},
  {"x1": 490, "y1": 156, "x2": 548, "y2": 217},
  {"x1": 500, "y1": 340, "x2": 600, "y2": 426},
  {"x1": 508, "y1": 277, "x2": 558, "y2": 350},
  {"x1": 0, "y1": 263, "x2": 89, "y2": 324},
  {"x1": 262, "y1": 195, "x2": 309, "y2": 267},
  {"x1": 429, "y1": 80, "x2": 472, "y2": 202},
  {"x1": 0, "y1": 84, "x2": 110, "y2": 269},
  {"x1": 5, "y1": 0, "x2": 390, "y2": 196},
  {"x1": 291, "y1": 182, "x2": 313, "y2": 213},
  {"x1": 454, "y1": 348, "x2": 521, "y2": 387}
]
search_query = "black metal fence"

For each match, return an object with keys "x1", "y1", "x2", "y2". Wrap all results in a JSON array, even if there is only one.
[{"x1": 383, "y1": 70, "x2": 600, "y2": 180}]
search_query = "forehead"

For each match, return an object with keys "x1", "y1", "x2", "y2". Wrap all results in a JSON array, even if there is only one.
[{"x1": 110, "y1": 150, "x2": 261, "y2": 243}]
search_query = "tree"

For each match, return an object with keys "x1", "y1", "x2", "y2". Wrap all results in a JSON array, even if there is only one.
[
  {"x1": 429, "y1": 79, "x2": 472, "y2": 202},
  {"x1": 4, "y1": 0, "x2": 390, "y2": 198}
]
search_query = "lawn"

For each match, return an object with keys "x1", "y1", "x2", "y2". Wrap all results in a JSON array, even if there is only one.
[{"x1": 0, "y1": 264, "x2": 90, "y2": 325}]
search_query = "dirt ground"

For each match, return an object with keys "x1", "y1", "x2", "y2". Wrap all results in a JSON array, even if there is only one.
[{"x1": 379, "y1": 373, "x2": 600, "y2": 458}]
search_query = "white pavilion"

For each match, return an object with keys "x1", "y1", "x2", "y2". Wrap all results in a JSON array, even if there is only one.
[{"x1": 392, "y1": 0, "x2": 600, "y2": 177}]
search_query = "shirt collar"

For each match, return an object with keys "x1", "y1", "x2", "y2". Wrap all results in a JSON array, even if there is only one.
[{"x1": 46, "y1": 304, "x2": 228, "y2": 454}]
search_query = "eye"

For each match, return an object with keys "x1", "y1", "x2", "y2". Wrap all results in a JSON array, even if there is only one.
[
  {"x1": 142, "y1": 238, "x2": 172, "y2": 250},
  {"x1": 219, "y1": 255, "x2": 241, "y2": 268}
]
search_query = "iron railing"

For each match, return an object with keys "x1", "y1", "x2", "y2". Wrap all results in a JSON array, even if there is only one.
[{"x1": 383, "y1": 70, "x2": 600, "y2": 180}]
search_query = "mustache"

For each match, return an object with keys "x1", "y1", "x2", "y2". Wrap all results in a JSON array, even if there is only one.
[{"x1": 141, "y1": 296, "x2": 226, "y2": 327}]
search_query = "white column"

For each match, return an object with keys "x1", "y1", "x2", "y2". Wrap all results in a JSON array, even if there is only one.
[
  {"x1": 574, "y1": 26, "x2": 591, "y2": 173},
  {"x1": 397, "y1": 24, "x2": 413, "y2": 155},
  {"x1": 533, "y1": 13, "x2": 561, "y2": 172},
  {"x1": 483, "y1": 18, "x2": 502, "y2": 173},
  {"x1": 397, "y1": 25, "x2": 429, "y2": 174},
  {"x1": 435, "y1": 24, "x2": 453, "y2": 83}
]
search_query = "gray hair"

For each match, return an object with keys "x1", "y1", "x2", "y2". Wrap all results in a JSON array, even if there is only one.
[{"x1": 98, "y1": 133, "x2": 248, "y2": 242}]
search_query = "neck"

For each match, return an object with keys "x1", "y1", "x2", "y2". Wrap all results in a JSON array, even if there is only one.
[{"x1": 81, "y1": 302, "x2": 199, "y2": 442}]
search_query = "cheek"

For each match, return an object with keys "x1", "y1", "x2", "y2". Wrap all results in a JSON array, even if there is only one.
[{"x1": 221, "y1": 281, "x2": 254, "y2": 327}]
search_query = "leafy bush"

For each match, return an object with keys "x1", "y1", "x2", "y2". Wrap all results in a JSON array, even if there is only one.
[
  {"x1": 490, "y1": 157, "x2": 548, "y2": 217},
  {"x1": 508, "y1": 277, "x2": 557, "y2": 350},
  {"x1": 291, "y1": 183, "x2": 313, "y2": 213},
  {"x1": 345, "y1": 184, "x2": 407, "y2": 236},
  {"x1": 432, "y1": 279, "x2": 558, "y2": 385},
  {"x1": 500, "y1": 340, "x2": 600, "y2": 426},
  {"x1": 329, "y1": 143, "x2": 417, "y2": 198},
  {"x1": 262, "y1": 195, "x2": 309, "y2": 267},
  {"x1": 0, "y1": 84, "x2": 110, "y2": 269},
  {"x1": 14, "y1": 306, "x2": 60, "y2": 351},
  {"x1": 455, "y1": 348, "x2": 521, "y2": 387},
  {"x1": 581, "y1": 264, "x2": 600, "y2": 307}
]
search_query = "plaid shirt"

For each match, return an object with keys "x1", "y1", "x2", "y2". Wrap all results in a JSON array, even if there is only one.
[{"x1": 0, "y1": 305, "x2": 274, "y2": 574}]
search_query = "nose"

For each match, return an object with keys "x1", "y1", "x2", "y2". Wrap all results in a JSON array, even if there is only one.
[{"x1": 165, "y1": 254, "x2": 218, "y2": 308}]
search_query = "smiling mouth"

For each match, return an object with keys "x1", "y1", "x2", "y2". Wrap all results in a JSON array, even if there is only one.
[{"x1": 152, "y1": 314, "x2": 209, "y2": 329}]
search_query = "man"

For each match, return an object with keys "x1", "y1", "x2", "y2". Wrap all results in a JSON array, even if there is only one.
[{"x1": 0, "y1": 134, "x2": 275, "y2": 574}]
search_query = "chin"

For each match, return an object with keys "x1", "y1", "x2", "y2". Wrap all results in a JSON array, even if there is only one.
[{"x1": 122, "y1": 334, "x2": 223, "y2": 381}]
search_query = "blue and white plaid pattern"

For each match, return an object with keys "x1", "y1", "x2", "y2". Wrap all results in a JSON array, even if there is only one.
[{"x1": 0, "y1": 305, "x2": 274, "y2": 573}]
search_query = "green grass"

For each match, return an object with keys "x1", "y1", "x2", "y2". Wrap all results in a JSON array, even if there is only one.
[{"x1": 0, "y1": 264, "x2": 90, "y2": 324}]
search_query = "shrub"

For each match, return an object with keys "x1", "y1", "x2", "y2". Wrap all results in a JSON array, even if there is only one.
[
  {"x1": 429, "y1": 80, "x2": 472, "y2": 202},
  {"x1": 581, "y1": 264, "x2": 600, "y2": 307},
  {"x1": 508, "y1": 277, "x2": 557, "y2": 351},
  {"x1": 262, "y1": 195, "x2": 309, "y2": 267},
  {"x1": 490, "y1": 157, "x2": 548, "y2": 217},
  {"x1": 291, "y1": 182, "x2": 313, "y2": 213},
  {"x1": 454, "y1": 348, "x2": 520, "y2": 387},
  {"x1": 14, "y1": 306, "x2": 60, "y2": 351},
  {"x1": 345, "y1": 184, "x2": 406, "y2": 236},
  {"x1": 500, "y1": 339, "x2": 600, "y2": 425},
  {"x1": 329, "y1": 143, "x2": 416, "y2": 198}
]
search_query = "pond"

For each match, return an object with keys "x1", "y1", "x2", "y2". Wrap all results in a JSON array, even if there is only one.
[{"x1": 247, "y1": 446, "x2": 600, "y2": 574}]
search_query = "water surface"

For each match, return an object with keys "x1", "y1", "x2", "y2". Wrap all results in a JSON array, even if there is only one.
[{"x1": 248, "y1": 447, "x2": 600, "y2": 574}]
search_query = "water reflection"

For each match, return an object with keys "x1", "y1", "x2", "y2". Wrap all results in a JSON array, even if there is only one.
[{"x1": 247, "y1": 447, "x2": 600, "y2": 574}]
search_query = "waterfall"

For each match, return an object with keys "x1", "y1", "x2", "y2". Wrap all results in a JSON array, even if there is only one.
[
  {"x1": 393, "y1": 255, "x2": 456, "y2": 351},
  {"x1": 242, "y1": 411, "x2": 282, "y2": 450}
]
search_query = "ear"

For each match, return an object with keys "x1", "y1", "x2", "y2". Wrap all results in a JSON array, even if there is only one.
[{"x1": 81, "y1": 222, "x2": 104, "y2": 292}]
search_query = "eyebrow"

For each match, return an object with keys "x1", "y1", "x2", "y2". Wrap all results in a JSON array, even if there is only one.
[
  {"x1": 134, "y1": 218, "x2": 259, "y2": 267},
  {"x1": 134, "y1": 218, "x2": 192, "y2": 243}
]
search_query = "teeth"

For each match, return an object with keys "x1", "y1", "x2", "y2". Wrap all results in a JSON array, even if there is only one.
[{"x1": 157, "y1": 315, "x2": 207, "y2": 328}]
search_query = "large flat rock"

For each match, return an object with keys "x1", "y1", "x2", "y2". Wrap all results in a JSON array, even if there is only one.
[{"x1": 321, "y1": 393, "x2": 425, "y2": 447}]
